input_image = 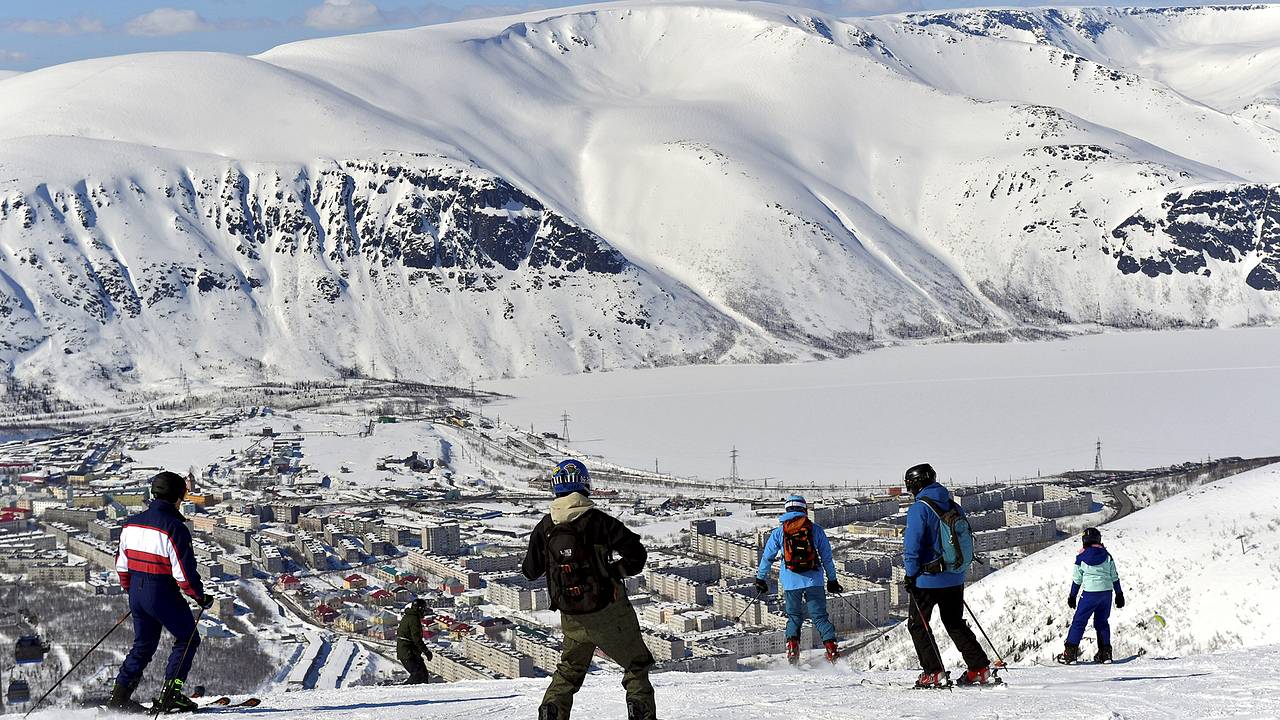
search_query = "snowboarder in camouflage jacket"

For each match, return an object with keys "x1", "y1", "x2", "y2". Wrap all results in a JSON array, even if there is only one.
[{"x1": 521, "y1": 459, "x2": 655, "y2": 720}]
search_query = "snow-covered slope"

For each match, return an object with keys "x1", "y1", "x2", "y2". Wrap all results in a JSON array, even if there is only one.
[
  {"x1": 858, "y1": 462, "x2": 1280, "y2": 669},
  {"x1": 5, "y1": 3, "x2": 1280, "y2": 400},
  {"x1": 39, "y1": 645, "x2": 1280, "y2": 719}
]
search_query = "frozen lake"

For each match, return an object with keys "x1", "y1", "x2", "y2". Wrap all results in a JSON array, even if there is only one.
[{"x1": 483, "y1": 328, "x2": 1280, "y2": 488}]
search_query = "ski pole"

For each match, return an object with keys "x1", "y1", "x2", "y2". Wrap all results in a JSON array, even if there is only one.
[
  {"x1": 963, "y1": 599, "x2": 1008, "y2": 668},
  {"x1": 908, "y1": 588, "x2": 947, "y2": 677},
  {"x1": 152, "y1": 605, "x2": 206, "y2": 719},
  {"x1": 834, "y1": 592, "x2": 890, "y2": 636},
  {"x1": 734, "y1": 587, "x2": 766, "y2": 624},
  {"x1": 25, "y1": 610, "x2": 132, "y2": 718}
]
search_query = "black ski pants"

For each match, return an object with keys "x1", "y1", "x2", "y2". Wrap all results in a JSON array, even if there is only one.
[
  {"x1": 400, "y1": 652, "x2": 429, "y2": 684},
  {"x1": 907, "y1": 584, "x2": 989, "y2": 673}
]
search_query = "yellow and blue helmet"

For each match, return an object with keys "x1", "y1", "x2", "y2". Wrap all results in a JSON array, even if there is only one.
[{"x1": 551, "y1": 458, "x2": 591, "y2": 496}]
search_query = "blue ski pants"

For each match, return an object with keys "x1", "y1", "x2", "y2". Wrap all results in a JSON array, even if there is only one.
[
  {"x1": 116, "y1": 574, "x2": 201, "y2": 687},
  {"x1": 783, "y1": 586, "x2": 837, "y2": 642},
  {"x1": 1066, "y1": 590, "x2": 1112, "y2": 647}
]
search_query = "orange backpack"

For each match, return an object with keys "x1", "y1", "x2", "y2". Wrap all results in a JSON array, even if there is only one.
[{"x1": 782, "y1": 517, "x2": 818, "y2": 573}]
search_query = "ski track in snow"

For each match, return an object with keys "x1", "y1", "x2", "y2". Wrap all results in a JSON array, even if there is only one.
[{"x1": 49, "y1": 648, "x2": 1280, "y2": 719}]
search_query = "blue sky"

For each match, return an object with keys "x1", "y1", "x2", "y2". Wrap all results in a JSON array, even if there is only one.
[{"x1": 0, "y1": 0, "x2": 1183, "y2": 71}]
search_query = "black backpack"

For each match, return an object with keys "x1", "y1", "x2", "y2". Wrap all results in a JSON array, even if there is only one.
[
  {"x1": 545, "y1": 514, "x2": 613, "y2": 615},
  {"x1": 782, "y1": 517, "x2": 818, "y2": 573}
]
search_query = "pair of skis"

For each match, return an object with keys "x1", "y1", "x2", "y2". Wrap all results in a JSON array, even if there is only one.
[
  {"x1": 196, "y1": 697, "x2": 263, "y2": 711},
  {"x1": 858, "y1": 676, "x2": 1006, "y2": 690}
]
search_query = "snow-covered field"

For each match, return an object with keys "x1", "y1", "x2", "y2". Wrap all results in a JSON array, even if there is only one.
[
  {"x1": 857, "y1": 461, "x2": 1280, "y2": 669},
  {"x1": 485, "y1": 327, "x2": 1280, "y2": 486},
  {"x1": 42, "y1": 645, "x2": 1280, "y2": 719},
  {"x1": 129, "y1": 410, "x2": 496, "y2": 489}
]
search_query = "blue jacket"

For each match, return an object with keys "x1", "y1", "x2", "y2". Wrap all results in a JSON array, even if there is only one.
[
  {"x1": 1070, "y1": 545, "x2": 1122, "y2": 597},
  {"x1": 756, "y1": 512, "x2": 837, "y2": 591},
  {"x1": 115, "y1": 500, "x2": 204, "y2": 600},
  {"x1": 903, "y1": 482, "x2": 966, "y2": 589}
]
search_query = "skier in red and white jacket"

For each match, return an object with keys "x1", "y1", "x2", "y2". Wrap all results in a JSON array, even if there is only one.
[{"x1": 108, "y1": 471, "x2": 212, "y2": 714}]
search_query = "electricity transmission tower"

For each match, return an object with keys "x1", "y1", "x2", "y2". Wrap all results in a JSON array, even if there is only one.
[
  {"x1": 729, "y1": 446, "x2": 739, "y2": 482},
  {"x1": 561, "y1": 412, "x2": 571, "y2": 442},
  {"x1": 1094, "y1": 438, "x2": 1103, "y2": 471}
]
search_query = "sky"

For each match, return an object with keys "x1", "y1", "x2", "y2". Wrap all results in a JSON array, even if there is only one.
[{"x1": 0, "y1": 0, "x2": 1227, "y2": 71}]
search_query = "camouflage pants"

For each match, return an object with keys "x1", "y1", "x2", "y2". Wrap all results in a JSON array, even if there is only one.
[{"x1": 542, "y1": 598, "x2": 655, "y2": 719}]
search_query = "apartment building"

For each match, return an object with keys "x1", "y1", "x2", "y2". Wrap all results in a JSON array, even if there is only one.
[
  {"x1": 646, "y1": 570, "x2": 709, "y2": 605},
  {"x1": 406, "y1": 551, "x2": 482, "y2": 590},
  {"x1": 461, "y1": 635, "x2": 536, "y2": 679},
  {"x1": 484, "y1": 575, "x2": 550, "y2": 611},
  {"x1": 422, "y1": 523, "x2": 462, "y2": 556},
  {"x1": 514, "y1": 627, "x2": 563, "y2": 674},
  {"x1": 427, "y1": 645, "x2": 505, "y2": 682},
  {"x1": 641, "y1": 631, "x2": 687, "y2": 662},
  {"x1": 689, "y1": 533, "x2": 759, "y2": 569}
]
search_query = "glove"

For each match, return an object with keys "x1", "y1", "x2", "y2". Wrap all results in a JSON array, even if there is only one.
[
  {"x1": 424, "y1": 649, "x2": 434, "y2": 661},
  {"x1": 753, "y1": 578, "x2": 769, "y2": 595},
  {"x1": 826, "y1": 579, "x2": 843, "y2": 594},
  {"x1": 1115, "y1": 592, "x2": 1125, "y2": 609},
  {"x1": 1067, "y1": 594, "x2": 1077, "y2": 609},
  {"x1": 903, "y1": 575, "x2": 917, "y2": 593},
  {"x1": 197, "y1": 594, "x2": 215, "y2": 609}
]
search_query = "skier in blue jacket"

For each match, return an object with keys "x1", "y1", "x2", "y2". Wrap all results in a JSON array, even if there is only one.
[
  {"x1": 1057, "y1": 526, "x2": 1124, "y2": 664},
  {"x1": 902, "y1": 463, "x2": 991, "y2": 687},
  {"x1": 755, "y1": 495, "x2": 842, "y2": 663}
]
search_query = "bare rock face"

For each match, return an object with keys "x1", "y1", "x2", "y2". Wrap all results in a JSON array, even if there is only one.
[{"x1": 1106, "y1": 185, "x2": 1280, "y2": 290}]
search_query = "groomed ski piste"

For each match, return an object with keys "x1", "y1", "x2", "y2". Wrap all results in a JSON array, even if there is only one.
[
  {"x1": 39, "y1": 463, "x2": 1280, "y2": 718},
  {"x1": 43, "y1": 647, "x2": 1280, "y2": 719}
]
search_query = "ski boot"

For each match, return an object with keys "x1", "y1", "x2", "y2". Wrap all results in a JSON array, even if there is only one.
[
  {"x1": 105, "y1": 681, "x2": 149, "y2": 714},
  {"x1": 823, "y1": 640, "x2": 839, "y2": 664},
  {"x1": 786, "y1": 637, "x2": 800, "y2": 665},
  {"x1": 153, "y1": 679, "x2": 199, "y2": 713},
  {"x1": 1054, "y1": 643, "x2": 1080, "y2": 665},
  {"x1": 1093, "y1": 645, "x2": 1113, "y2": 664},
  {"x1": 914, "y1": 670, "x2": 951, "y2": 689},
  {"x1": 957, "y1": 665, "x2": 999, "y2": 686}
]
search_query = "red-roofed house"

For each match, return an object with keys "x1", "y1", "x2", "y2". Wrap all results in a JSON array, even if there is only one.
[
  {"x1": 314, "y1": 604, "x2": 339, "y2": 624},
  {"x1": 343, "y1": 574, "x2": 367, "y2": 590},
  {"x1": 398, "y1": 574, "x2": 426, "y2": 592},
  {"x1": 369, "y1": 588, "x2": 395, "y2": 606},
  {"x1": 276, "y1": 574, "x2": 302, "y2": 592}
]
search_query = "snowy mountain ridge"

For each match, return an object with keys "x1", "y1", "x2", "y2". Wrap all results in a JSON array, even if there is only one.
[{"x1": 4, "y1": 3, "x2": 1280, "y2": 400}]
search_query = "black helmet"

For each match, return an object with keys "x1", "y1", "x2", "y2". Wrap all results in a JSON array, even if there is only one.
[
  {"x1": 1081, "y1": 527, "x2": 1102, "y2": 546},
  {"x1": 150, "y1": 471, "x2": 187, "y2": 503},
  {"x1": 904, "y1": 463, "x2": 937, "y2": 494},
  {"x1": 409, "y1": 598, "x2": 427, "y2": 613}
]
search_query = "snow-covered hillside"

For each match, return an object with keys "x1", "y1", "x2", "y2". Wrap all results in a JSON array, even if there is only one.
[
  {"x1": 857, "y1": 462, "x2": 1280, "y2": 669},
  {"x1": 39, "y1": 645, "x2": 1280, "y2": 719},
  {"x1": 4, "y1": 3, "x2": 1280, "y2": 401}
]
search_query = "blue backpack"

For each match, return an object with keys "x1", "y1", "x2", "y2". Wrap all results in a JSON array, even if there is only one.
[{"x1": 917, "y1": 497, "x2": 974, "y2": 575}]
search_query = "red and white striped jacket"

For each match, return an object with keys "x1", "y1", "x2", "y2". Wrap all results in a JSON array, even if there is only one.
[{"x1": 115, "y1": 500, "x2": 204, "y2": 600}]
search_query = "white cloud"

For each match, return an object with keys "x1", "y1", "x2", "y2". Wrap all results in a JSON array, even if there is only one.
[
  {"x1": 0, "y1": 49, "x2": 30, "y2": 63},
  {"x1": 124, "y1": 8, "x2": 215, "y2": 37},
  {"x1": 1, "y1": 17, "x2": 105, "y2": 35},
  {"x1": 304, "y1": 0, "x2": 385, "y2": 30}
]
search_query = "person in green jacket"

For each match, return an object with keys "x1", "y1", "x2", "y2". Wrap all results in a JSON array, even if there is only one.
[
  {"x1": 1057, "y1": 527, "x2": 1125, "y2": 664},
  {"x1": 396, "y1": 599, "x2": 433, "y2": 684}
]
